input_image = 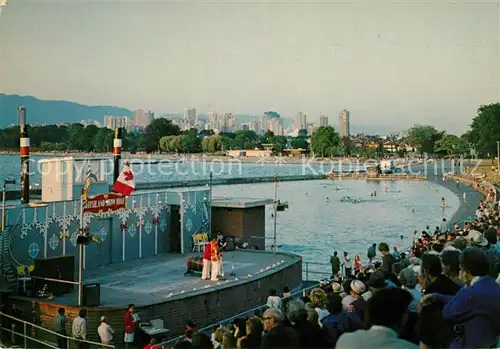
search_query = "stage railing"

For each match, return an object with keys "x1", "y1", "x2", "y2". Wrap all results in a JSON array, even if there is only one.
[{"x1": 0, "y1": 311, "x2": 115, "y2": 349}]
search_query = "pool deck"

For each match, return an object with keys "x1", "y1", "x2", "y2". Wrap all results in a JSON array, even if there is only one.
[{"x1": 24, "y1": 250, "x2": 298, "y2": 308}]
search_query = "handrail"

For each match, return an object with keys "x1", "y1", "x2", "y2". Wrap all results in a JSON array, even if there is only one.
[
  {"x1": 30, "y1": 275, "x2": 79, "y2": 285},
  {"x1": 0, "y1": 311, "x2": 115, "y2": 348},
  {"x1": 162, "y1": 243, "x2": 414, "y2": 347}
]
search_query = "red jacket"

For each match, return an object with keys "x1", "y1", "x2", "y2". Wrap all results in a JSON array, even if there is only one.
[
  {"x1": 124, "y1": 311, "x2": 136, "y2": 334},
  {"x1": 203, "y1": 243, "x2": 211, "y2": 260}
]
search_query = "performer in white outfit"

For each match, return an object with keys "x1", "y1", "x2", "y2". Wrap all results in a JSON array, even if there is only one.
[
  {"x1": 210, "y1": 239, "x2": 220, "y2": 281},
  {"x1": 201, "y1": 242, "x2": 212, "y2": 280}
]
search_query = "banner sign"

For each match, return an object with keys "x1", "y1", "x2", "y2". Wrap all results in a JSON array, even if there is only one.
[{"x1": 83, "y1": 192, "x2": 126, "y2": 214}]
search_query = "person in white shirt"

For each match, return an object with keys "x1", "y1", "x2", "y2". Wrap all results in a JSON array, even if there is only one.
[
  {"x1": 98, "y1": 316, "x2": 114, "y2": 345},
  {"x1": 71, "y1": 309, "x2": 87, "y2": 349},
  {"x1": 266, "y1": 289, "x2": 282, "y2": 309},
  {"x1": 344, "y1": 252, "x2": 352, "y2": 276}
]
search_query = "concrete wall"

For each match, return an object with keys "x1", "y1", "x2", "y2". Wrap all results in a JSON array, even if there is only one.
[
  {"x1": 3, "y1": 189, "x2": 210, "y2": 274},
  {"x1": 9, "y1": 251, "x2": 302, "y2": 347},
  {"x1": 212, "y1": 207, "x2": 266, "y2": 249}
]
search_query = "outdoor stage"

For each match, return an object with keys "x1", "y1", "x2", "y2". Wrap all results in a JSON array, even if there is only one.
[
  {"x1": 9, "y1": 250, "x2": 302, "y2": 342},
  {"x1": 41, "y1": 250, "x2": 300, "y2": 307}
]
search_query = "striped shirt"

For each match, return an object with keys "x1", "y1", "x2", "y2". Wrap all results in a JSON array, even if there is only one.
[{"x1": 53, "y1": 315, "x2": 66, "y2": 333}]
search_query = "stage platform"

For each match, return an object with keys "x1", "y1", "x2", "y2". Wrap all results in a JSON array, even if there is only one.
[{"x1": 28, "y1": 250, "x2": 299, "y2": 308}]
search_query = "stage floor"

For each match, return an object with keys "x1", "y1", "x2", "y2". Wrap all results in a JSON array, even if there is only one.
[{"x1": 36, "y1": 251, "x2": 298, "y2": 308}]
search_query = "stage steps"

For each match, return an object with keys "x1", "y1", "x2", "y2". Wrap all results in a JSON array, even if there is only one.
[{"x1": 0, "y1": 226, "x2": 17, "y2": 291}]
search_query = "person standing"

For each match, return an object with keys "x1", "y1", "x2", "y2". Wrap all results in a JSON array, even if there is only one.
[
  {"x1": 210, "y1": 239, "x2": 220, "y2": 281},
  {"x1": 344, "y1": 252, "x2": 352, "y2": 276},
  {"x1": 330, "y1": 251, "x2": 341, "y2": 278},
  {"x1": 217, "y1": 233, "x2": 227, "y2": 278},
  {"x1": 124, "y1": 304, "x2": 138, "y2": 349},
  {"x1": 98, "y1": 316, "x2": 114, "y2": 345},
  {"x1": 201, "y1": 242, "x2": 212, "y2": 280},
  {"x1": 71, "y1": 309, "x2": 87, "y2": 349},
  {"x1": 53, "y1": 307, "x2": 67, "y2": 349},
  {"x1": 367, "y1": 243, "x2": 376, "y2": 263}
]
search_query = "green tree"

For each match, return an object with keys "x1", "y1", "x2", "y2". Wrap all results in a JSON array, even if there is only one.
[
  {"x1": 180, "y1": 130, "x2": 201, "y2": 153},
  {"x1": 434, "y1": 134, "x2": 470, "y2": 156},
  {"x1": 270, "y1": 136, "x2": 287, "y2": 154},
  {"x1": 339, "y1": 136, "x2": 354, "y2": 156},
  {"x1": 404, "y1": 125, "x2": 443, "y2": 155},
  {"x1": 144, "y1": 118, "x2": 180, "y2": 153},
  {"x1": 68, "y1": 123, "x2": 86, "y2": 150},
  {"x1": 159, "y1": 135, "x2": 175, "y2": 152},
  {"x1": 469, "y1": 103, "x2": 500, "y2": 157},
  {"x1": 310, "y1": 126, "x2": 340, "y2": 157},
  {"x1": 93, "y1": 128, "x2": 114, "y2": 152},
  {"x1": 170, "y1": 135, "x2": 182, "y2": 153},
  {"x1": 290, "y1": 137, "x2": 308, "y2": 150},
  {"x1": 201, "y1": 135, "x2": 222, "y2": 153}
]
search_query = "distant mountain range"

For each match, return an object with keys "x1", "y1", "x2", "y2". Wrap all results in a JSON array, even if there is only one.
[
  {"x1": 0, "y1": 93, "x2": 389, "y2": 134},
  {"x1": 0, "y1": 94, "x2": 133, "y2": 128}
]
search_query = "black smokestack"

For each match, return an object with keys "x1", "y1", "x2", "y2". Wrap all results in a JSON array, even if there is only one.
[
  {"x1": 113, "y1": 128, "x2": 123, "y2": 183},
  {"x1": 18, "y1": 106, "x2": 30, "y2": 204}
]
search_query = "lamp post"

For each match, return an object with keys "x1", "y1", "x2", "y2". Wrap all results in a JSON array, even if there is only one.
[
  {"x1": 497, "y1": 141, "x2": 499, "y2": 171},
  {"x1": 209, "y1": 172, "x2": 213, "y2": 236},
  {"x1": 273, "y1": 175, "x2": 278, "y2": 255},
  {"x1": 1, "y1": 179, "x2": 16, "y2": 232}
]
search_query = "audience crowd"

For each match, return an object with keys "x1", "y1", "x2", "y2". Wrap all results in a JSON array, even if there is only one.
[
  {"x1": 167, "y1": 182, "x2": 500, "y2": 349},
  {"x1": 3, "y1": 179, "x2": 500, "y2": 349}
]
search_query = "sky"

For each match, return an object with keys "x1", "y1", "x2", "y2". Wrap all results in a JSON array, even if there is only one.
[{"x1": 0, "y1": 0, "x2": 499, "y2": 134}]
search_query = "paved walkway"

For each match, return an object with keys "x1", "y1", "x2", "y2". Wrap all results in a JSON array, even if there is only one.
[{"x1": 423, "y1": 161, "x2": 483, "y2": 225}]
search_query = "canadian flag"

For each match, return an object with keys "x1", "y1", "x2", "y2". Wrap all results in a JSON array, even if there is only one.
[{"x1": 112, "y1": 162, "x2": 135, "y2": 196}]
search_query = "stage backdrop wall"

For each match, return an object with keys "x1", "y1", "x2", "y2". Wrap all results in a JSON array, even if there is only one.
[{"x1": 3, "y1": 189, "x2": 210, "y2": 276}]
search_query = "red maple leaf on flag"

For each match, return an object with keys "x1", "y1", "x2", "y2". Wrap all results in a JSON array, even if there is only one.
[{"x1": 124, "y1": 171, "x2": 134, "y2": 181}]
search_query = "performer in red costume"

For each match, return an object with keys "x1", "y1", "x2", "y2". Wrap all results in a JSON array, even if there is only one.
[{"x1": 202, "y1": 242, "x2": 212, "y2": 280}]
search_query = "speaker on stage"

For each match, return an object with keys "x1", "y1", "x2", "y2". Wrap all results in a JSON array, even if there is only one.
[
  {"x1": 82, "y1": 283, "x2": 100, "y2": 307},
  {"x1": 33, "y1": 256, "x2": 75, "y2": 295}
]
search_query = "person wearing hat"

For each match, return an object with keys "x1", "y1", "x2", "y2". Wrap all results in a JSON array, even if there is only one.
[
  {"x1": 362, "y1": 271, "x2": 387, "y2": 301},
  {"x1": 464, "y1": 230, "x2": 488, "y2": 248},
  {"x1": 97, "y1": 316, "x2": 114, "y2": 345},
  {"x1": 331, "y1": 282, "x2": 342, "y2": 293},
  {"x1": 348, "y1": 280, "x2": 367, "y2": 322}
]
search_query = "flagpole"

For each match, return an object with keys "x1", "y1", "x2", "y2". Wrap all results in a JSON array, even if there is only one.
[{"x1": 78, "y1": 192, "x2": 84, "y2": 306}]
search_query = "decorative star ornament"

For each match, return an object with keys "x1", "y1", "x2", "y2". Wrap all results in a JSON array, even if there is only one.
[{"x1": 59, "y1": 231, "x2": 70, "y2": 240}]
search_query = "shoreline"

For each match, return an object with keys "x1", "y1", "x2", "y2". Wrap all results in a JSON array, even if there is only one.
[
  {"x1": 432, "y1": 173, "x2": 483, "y2": 226},
  {"x1": 0, "y1": 150, "x2": 404, "y2": 165}
]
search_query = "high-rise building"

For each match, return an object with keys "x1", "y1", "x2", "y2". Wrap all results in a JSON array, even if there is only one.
[
  {"x1": 132, "y1": 109, "x2": 154, "y2": 127},
  {"x1": 272, "y1": 118, "x2": 284, "y2": 136},
  {"x1": 104, "y1": 115, "x2": 129, "y2": 129},
  {"x1": 184, "y1": 107, "x2": 197, "y2": 126},
  {"x1": 249, "y1": 119, "x2": 261, "y2": 134},
  {"x1": 319, "y1": 115, "x2": 329, "y2": 127},
  {"x1": 339, "y1": 109, "x2": 350, "y2": 137},
  {"x1": 294, "y1": 112, "x2": 307, "y2": 130}
]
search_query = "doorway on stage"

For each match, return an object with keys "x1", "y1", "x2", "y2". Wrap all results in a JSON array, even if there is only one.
[{"x1": 167, "y1": 205, "x2": 181, "y2": 253}]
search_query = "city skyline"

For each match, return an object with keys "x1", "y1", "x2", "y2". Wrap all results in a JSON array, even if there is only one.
[{"x1": 1, "y1": 1, "x2": 498, "y2": 134}]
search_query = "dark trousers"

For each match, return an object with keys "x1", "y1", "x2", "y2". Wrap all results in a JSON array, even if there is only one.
[
  {"x1": 345, "y1": 268, "x2": 352, "y2": 276},
  {"x1": 56, "y1": 331, "x2": 67, "y2": 348},
  {"x1": 75, "y1": 337, "x2": 87, "y2": 349}
]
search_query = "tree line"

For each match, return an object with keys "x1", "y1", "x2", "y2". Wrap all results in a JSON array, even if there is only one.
[{"x1": 0, "y1": 103, "x2": 498, "y2": 157}]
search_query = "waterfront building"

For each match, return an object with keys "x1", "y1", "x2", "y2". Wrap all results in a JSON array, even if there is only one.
[
  {"x1": 132, "y1": 109, "x2": 154, "y2": 128},
  {"x1": 104, "y1": 115, "x2": 129, "y2": 129},
  {"x1": 184, "y1": 107, "x2": 197, "y2": 126},
  {"x1": 339, "y1": 109, "x2": 350, "y2": 137},
  {"x1": 319, "y1": 115, "x2": 329, "y2": 127},
  {"x1": 294, "y1": 112, "x2": 307, "y2": 130}
]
